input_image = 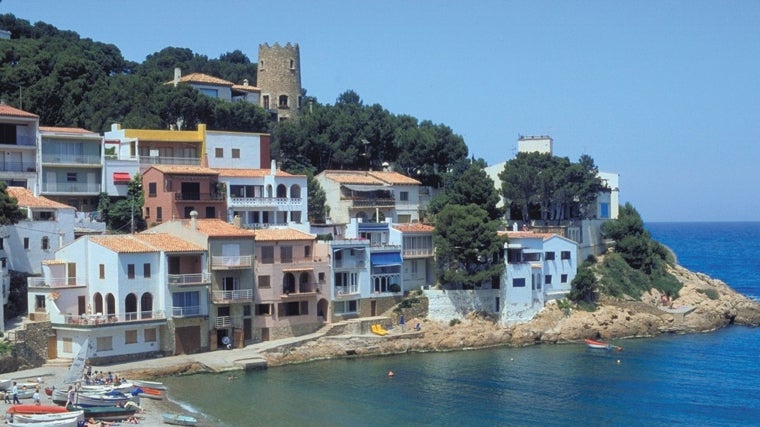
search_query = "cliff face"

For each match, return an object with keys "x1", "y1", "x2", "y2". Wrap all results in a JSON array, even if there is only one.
[{"x1": 264, "y1": 264, "x2": 760, "y2": 366}]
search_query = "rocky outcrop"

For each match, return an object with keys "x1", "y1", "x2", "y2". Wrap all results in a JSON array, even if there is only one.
[{"x1": 263, "y1": 263, "x2": 760, "y2": 366}]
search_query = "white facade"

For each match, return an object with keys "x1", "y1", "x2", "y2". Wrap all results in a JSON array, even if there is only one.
[
  {"x1": 322, "y1": 238, "x2": 370, "y2": 317},
  {"x1": 517, "y1": 135, "x2": 553, "y2": 154},
  {"x1": 389, "y1": 223, "x2": 436, "y2": 291},
  {"x1": 500, "y1": 232, "x2": 578, "y2": 324},
  {"x1": 206, "y1": 130, "x2": 269, "y2": 170}
]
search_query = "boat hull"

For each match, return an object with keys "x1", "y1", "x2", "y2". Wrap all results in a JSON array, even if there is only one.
[{"x1": 162, "y1": 413, "x2": 198, "y2": 426}]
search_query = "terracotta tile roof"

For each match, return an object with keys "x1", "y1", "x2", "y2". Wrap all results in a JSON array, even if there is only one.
[
  {"x1": 232, "y1": 84, "x2": 261, "y2": 93},
  {"x1": 0, "y1": 104, "x2": 38, "y2": 118},
  {"x1": 215, "y1": 168, "x2": 297, "y2": 178},
  {"x1": 7, "y1": 187, "x2": 74, "y2": 210},
  {"x1": 254, "y1": 228, "x2": 315, "y2": 242},
  {"x1": 39, "y1": 126, "x2": 98, "y2": 135},
  {"x1": 90, "y1": 235, "x2": 158, "y2": 253},
  {"x1": 323, "y1": 170, "x2": 421, "y2": 185},
  {"x1": 368, "y1": 171, "x2": 421, "y2": 185},
  {"x1": 149, "y1": 165, "x2": 219, "y2": 175},
  {"x1": 134, "y1": 233, "x2": 205, "y2": 252},
  {"x1": 393, "y1": 223, "x2": 435, "y2": 233},
  {"x1": 42, "y1": 259, "x2": 66, "y2": 265},
  {"x1": 170, "y1": 73, "x2": 234, "y2": 87},
  {"x1": 500, "y1": 231, "x2": 555, "y2": 240},
  {"x1": 191, "y1": 219, "x2": 255, "y2": 238},
  {"x1": 323, "y1": 171, "x2": 385, "y2": 185}
]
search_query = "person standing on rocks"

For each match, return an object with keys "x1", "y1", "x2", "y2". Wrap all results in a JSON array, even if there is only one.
[{"x1": 399, "y1": 315, "x2": 406, "y2": 332}]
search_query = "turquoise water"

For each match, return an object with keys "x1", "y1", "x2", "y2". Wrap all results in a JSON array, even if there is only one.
[{"x1": 162, "y1": 222, "x2": 760, "y2": 426}]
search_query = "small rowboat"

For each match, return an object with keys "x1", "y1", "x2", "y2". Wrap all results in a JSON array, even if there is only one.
[
  {"x1": 162, "y1": 412, "x2": 199, "y2": 426},
  {"x1": 130, "y1": 379, "x2": 167, "y2": 390},
  {"x1": 584, "y1": 338, "x2": 623, "y2": 351},
  {"x1": 6, "y1": 404, "x2": 69, "y2": 414}
]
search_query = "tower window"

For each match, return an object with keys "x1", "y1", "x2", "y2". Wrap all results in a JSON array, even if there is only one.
[
  {"x1": 262, "y1": 95, "x2": 270, "y2": 110},
  {"x1": 289, "y1": 59, "x2": 295, "y2": 70},
  {"x1": 278, "y1": 95, "x2": 289, "y2": 109},
  {"x1": 260, "y1": 60, "x2": 264, "y2": 69}
]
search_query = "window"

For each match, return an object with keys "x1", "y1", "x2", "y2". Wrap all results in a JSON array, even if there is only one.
[
  {"x1": 561, "y1": 251, "x2": 571, "y2": 260},
  {"x1": 262, "y1": 95, "x2": 270, "y2": 110},
  {"x1": 512, "y1": 278, "x2": 526, "y2": 287},
  {"x1": 0, "y1": 238, "x2": 3, "y2": 249},
  {"x1": 99, "y1": 264, "x2": 105, "y2": 279},
  {"x1": 125, "y1": 330, "x2": 138, "y2": 344},
  {"x1": 143, "y1": 263, "x2": 151, "y2": 278},
  {"x1": 561, "y1": 274, "x2": 568, "y2": 283},
  {"x1": 400, "y1": 191, "x2": 409, "y2": 202},
  {"x1": 41, "y1": 236, "x2": 49, "y2": 250},
  {"x1": 279, "y1": 301, "x2": 308, "y2": 317},
  {"x1": 304, "y1": 245, "x2": 311, "y2": 258},
  {"x1": 128, "y1": 264, "x2": 135, "y2": 279},
  {"x1": 63, "y1": 337, "x2": 73, "y2": 353},
  {"x1": 289, "y1": 59, "x2": 295, "y2": 70},
  {"x1": 172, "y1": 291, "x2": 200, "y2": 317},
  {"x1": 215, "y1": 148, "x2": 224, "y2": 158},
  {"x1": 256, "y1": 304, "x2": 273, "y2": 316},
  {"x1": 334, "y1": 300, "x2": 358, "y2": 314},
  {"x1": 545, "y1": 252, "x2": 555, "y2": 261},
  {"x1": 23, "y1": 237, "x2": 29, "y2": 250},
  {"x1": 199, "y1": 88, "x2": 218, "y2": 98},
  {"x1": 144, "y1": 207, "x2": 150, "y2": 219},
  {"x1": 156, "y1": 207, "x2": 163, "y2": 221},
  {"x1": 258, "y1": 275, "x2": 271, "y2": 288},
  {"x1": 281, "y1": 246, "x2": 293, "y2": 263},
  {"x1": 261, "y1": 247, "x2": 274, "y2": 264},
  {"x1": 144, "y1": 328, "x2": 157, "y2": 342},
  {"x1": 96, "y1": 336, "x2": 113, "y2": 352},
  {"x1": 524, "y1": 252, "x2": 541, "y2": 262},
  {"x1": 243, "y1": 305, "x2": 251, "y2": 316},
  {"x1": 278, "y1": 95, "x2": 289, "y2": 108},
  {"x1": 545, "y1": 275, "x2": 552, "y2": 285},
  {"x1": 205, "y1": 206, "x2": 216, "y2": 219},
  {"x1": 232, "y1": 148, "x2": 240, "y2": 159},
  {"x1": 67, "y1": 173, "x2": 78, "y2": 182},
  {"x1": 148, "y1": 182, "x2": 157, "y2": 197},
  {"x1": 259, "y1": 60, "x2": 265, "y2": 69},
  {"x1": 318, "y1": 272, "x2": 325, "y2": 283}
]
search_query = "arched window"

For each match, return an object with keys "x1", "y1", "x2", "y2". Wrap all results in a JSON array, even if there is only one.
[
  {"x1": 299, "y1": 272, "x2": 311, "y2": 293},
  {"x1": 106, "y1": 294, "x2": 116, "y2": 316},
  {"x1": 94, "y1": 292, "x2": 104, "y2": 314},
  {"x1": 125, "y1": 293, "x2": 138, "y2": 320},
  {"x1": 283, "y1": 273, "x2": 296, "y2": 294},
  {"x1": 276, "y1": 184, "x2": 287, "y2": 198},
  {"x1": 290, "y1": 184, "x2": 301, "y2": 199},
  {"x1": 141, "y1": 293, "x2": 153, "y2": 319}
]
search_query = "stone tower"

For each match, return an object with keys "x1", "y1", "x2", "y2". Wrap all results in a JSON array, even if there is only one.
[{"x1": 257, "y1": 43, "x2": 302, "y2": 121}]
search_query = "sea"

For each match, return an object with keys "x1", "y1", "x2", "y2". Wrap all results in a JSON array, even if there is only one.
[{"x1": 160, "y1": 222, "x2": 760, "y2": 427}]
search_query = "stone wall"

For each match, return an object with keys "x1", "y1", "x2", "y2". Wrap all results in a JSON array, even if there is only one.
[
  {"x1": 14, "y1": 321, "x2": 50, "y2": 367},
  {"x1": 425, "y1": 289, "x2": 499, "y2": 322}
]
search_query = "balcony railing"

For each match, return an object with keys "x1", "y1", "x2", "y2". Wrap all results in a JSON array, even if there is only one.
[
  {"x1": 214, "y1": 315, "x2": 243, "y2": 328},
  {"x1": 211, "y1": 255, "x2": 253, "y2": 269},
  {"x1": 41, "y1": 182, "x2": 102, "y2": 194},
  {"x1": 211, "y1": 289, "x2": 253, "y2": 303},
  {"x1": 172, "y1": 305, "x2": 202, "y2": 317},
  {"x1": 139, "y1": 156, "x2": 200, "y2": 166},
  {"x1": 403, "y1": 248, "x2": 434, "y2": 257},
  {"x1": 62, "y1": 310, "x2": 166, "y2": 326},
  {"x1": 0, "y1": 135, "x2": 36, "y2": 147},
  {"x1": 228, "y1": 196, "x2": 303, "y2": 207},
  {"x1": 27, "y1": 277, "x2": 85, "y2": 288},
  {"x1": 335, "y1": 286, "x2": 360, "y2": 297},
  {"x1": 334, "y1": 259, "x2": 365, "y2": 269},
  {"x1": 41, "y1": 153, "x2": 101, "y2": 165},
  {"x1": 168, "y1": 272, "x2": 210, "y2": 286},
  {"x1": 349, "y1": 198, "x2": 396, "y2": 208},
  {"x1": 0, "y1": 161, "x2": 36, "y2": 172},
  {"x1": 174, "y1": 192, "x2": 225, "y2": 202}
]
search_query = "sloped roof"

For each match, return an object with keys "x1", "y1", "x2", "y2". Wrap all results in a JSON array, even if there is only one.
[
  {"x1": 0, "y1": 104, "x2": 38, "y2": 118},
  {"x1": 500, "y1": 231, "x2": 557, "y2": 240},
  {"x1": 322, "y1": 170, "x2": 421, "y2": 186},
  {"x1": 7, "y1": 187, "x2": 74, "y2": 210},
  {"x1": 393, "y1": 223, "x2": 435, "y2": 233},
  {"x1": 134, "y1": 233, "x2": 205, "y2": 252},
  {"x1": 232, "y1": 83, "x2": 261, "y2": 93},
  {"x1": 368, "y1": 171, "x2": 421, "y2": 185},
  {"x1": 90, "y1": 235, "x2": 159, "y2": 253},
  {"x1": 39, "y1": 126, "x2": 98, "y2": 135},
  {"x1": 254, "y1": 228, "x2": 315, "y2": 242},
  {"x1": 190, "y1": 219, "x2": 255, "y2": 238},
  {"x1": 170, "y1": 73, "x2": 234, "y2": 87},
  {"x1": 215, "y1": 168, "x2": 297, "y2": 178}
]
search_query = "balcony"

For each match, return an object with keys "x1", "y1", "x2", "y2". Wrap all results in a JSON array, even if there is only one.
[
  {"x1": 41, "y1": 182, "x2": 102, "y2": 194},
  {"x1": 403, "y1": 248, "x2": 434, "y2": 258},
  {"x1": 139, "y1": 156, "x2": 200, "y2": 167},
  {"x1": 334, "y1": 259, "x2": 365, "y2": 269},
  {"x1": 0, "y1": 135, "x2": 36, "y2": 147},
  {"x1": 211, "y1": 255, "x2": 252, "y2": 269},
  {"x1": 62, "y1": 310, "x2": 166, "y2": 326},
  {"x1": 27, "y1": 277, "x2": 86, "y2": 288},
  {"x1": 41, "y1": 153, "x2": 101, "y2": 165},
  {"x1": 228, "y1": 196, "x2": 303, "y2": 208},
  {"x1": 211, "y1": 289, "x2": 253, "y2": 303},
  {"x1": 335, "y1": 286, "x2": 360, "y2": 298},
  {"x1": 214, "y1": 315, "x2": 243, "y2": 329},
  {"x1": 349, "y1": 198, "x2": 396, "y2": 208},
  {"x1": 175, "y1": 192, "x2": 225, "y2": 202},
  {"x1": 0, "y1": 161, "x2": 36, "y2": 172},
  {"x1": 168, "y1": 272, "x2": 210, "y2": 286},
  {"x1": 172, "y1": 305, "x2": 203, "y2": 317}
]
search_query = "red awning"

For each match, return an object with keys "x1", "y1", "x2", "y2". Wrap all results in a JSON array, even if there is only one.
[{"x1": 113, "y1": 172, "x2": 131, "y2": 183}]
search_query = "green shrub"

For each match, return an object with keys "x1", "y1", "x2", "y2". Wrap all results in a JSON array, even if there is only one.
[
  {"x1": 449, "y1": 318, "x2": 461, "y2": 327},
  {"x1": 697, "y1": 288, "x2": 719, "y2": 300}
]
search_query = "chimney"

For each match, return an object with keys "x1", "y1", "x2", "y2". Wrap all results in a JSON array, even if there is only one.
[
  {"x1": 190, "y1": 210, "x2": 198, "y2": 230},
  {"x1": 243, "y1": 79, "x2": 249, "y2": 86},
  {"x1": 174, "y1": 67, "x2": 181, "y2": 87},
  {"x1": 271, "y1": 159, "x2": 277, "y2": 175},
  {"x1": 233, "y1": 214, "x2": 241, "y2": 228}
]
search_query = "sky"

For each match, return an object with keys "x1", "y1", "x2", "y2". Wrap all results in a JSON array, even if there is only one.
[{"x1": 2, "y1": 1, "x2": 759, "y2": 222}]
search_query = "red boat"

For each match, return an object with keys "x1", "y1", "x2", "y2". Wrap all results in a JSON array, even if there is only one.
[
  {"x1": 6, "y1": 404, "x2": 69, "y2": 414},
  {"x1": 584, "y1": 338, "x2": 622, "y2": 351}
]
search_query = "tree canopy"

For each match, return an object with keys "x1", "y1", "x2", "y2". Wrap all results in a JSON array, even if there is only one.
[{"x1": 0, "y1": 181, "x2": 25, "y2": 225}]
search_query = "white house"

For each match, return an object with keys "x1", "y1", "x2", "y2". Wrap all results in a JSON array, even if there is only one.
[
  {"x1": 205, "y1": 130, "x2": 270, "y2": 170},
  {"x1": 4, "y1": 187, "x2": 76, "y2": 275},
  {"x1": 501, "y1": 231, "x2": 578, "y2": 324},
  {"x1": 390, "y1": 223, "x2": 436, "y2": 291}
]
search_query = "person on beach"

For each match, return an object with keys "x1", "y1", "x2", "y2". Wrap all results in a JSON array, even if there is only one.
[
  {"x1": 65, "y1": 385, "x2": 75, "y2": 407},
  {"x1": 32, "y1": 387, "x2": 40, "y2": 405},
  {"x1": 11, "y1": 381, "x2": 20, "y2": 404}
]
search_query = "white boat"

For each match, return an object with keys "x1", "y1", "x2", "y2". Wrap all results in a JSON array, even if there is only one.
[
  {"x1": 8, "y1": 417, "x2": 80, "y2": 427},
  {"x1": 0, "y1": 378, "x2": 12, "y2": 390},
  {"x1": 72, "y1": 390, "x2": 139, "y2": 407},
  {"x1": 130, "y1": 379, "x2": 167, "y2": 390},
  {"x1": 10, "y1": 410, "x2": 84, "y2": 424},
  {"x1": 162, "y1": 413, "x2": 198, "y2": 426}
]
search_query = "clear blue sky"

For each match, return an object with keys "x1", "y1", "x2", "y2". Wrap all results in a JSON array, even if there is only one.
[{"x1": 3, "y1": 1, "x2": 759, "y2": 222}]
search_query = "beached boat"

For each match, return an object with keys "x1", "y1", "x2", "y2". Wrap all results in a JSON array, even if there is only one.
[
  {"x1": 162, "y1": 412, "x2": 199, "y2": 426},
  {"x1": 71, "y1": 390, "x2": 139, "y2": 407},
  {"x1": 133, "y1": 385, "x2": 164, "y2": 400},
  {"x1": 0, "y1": 378, "x2": 12, "y2": 390},
  {"x1": 8, "y1": 418, "x2": 79, "y2": 427},
  {"x1": 9, "y1": 409, "x2": 84, "y2": 424},
  {"x1": 130, "y1": 379, "x2": 167, "y2": 390},
  {"x1": 66, "y1": 404, "x2": 138, "y2": 421},
  {"x1": 584, "y1": 338, "x2": 623, "y2": 351},
  {"x1": 6, "y1": 404, "x2": 69, "y2": 415}
]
